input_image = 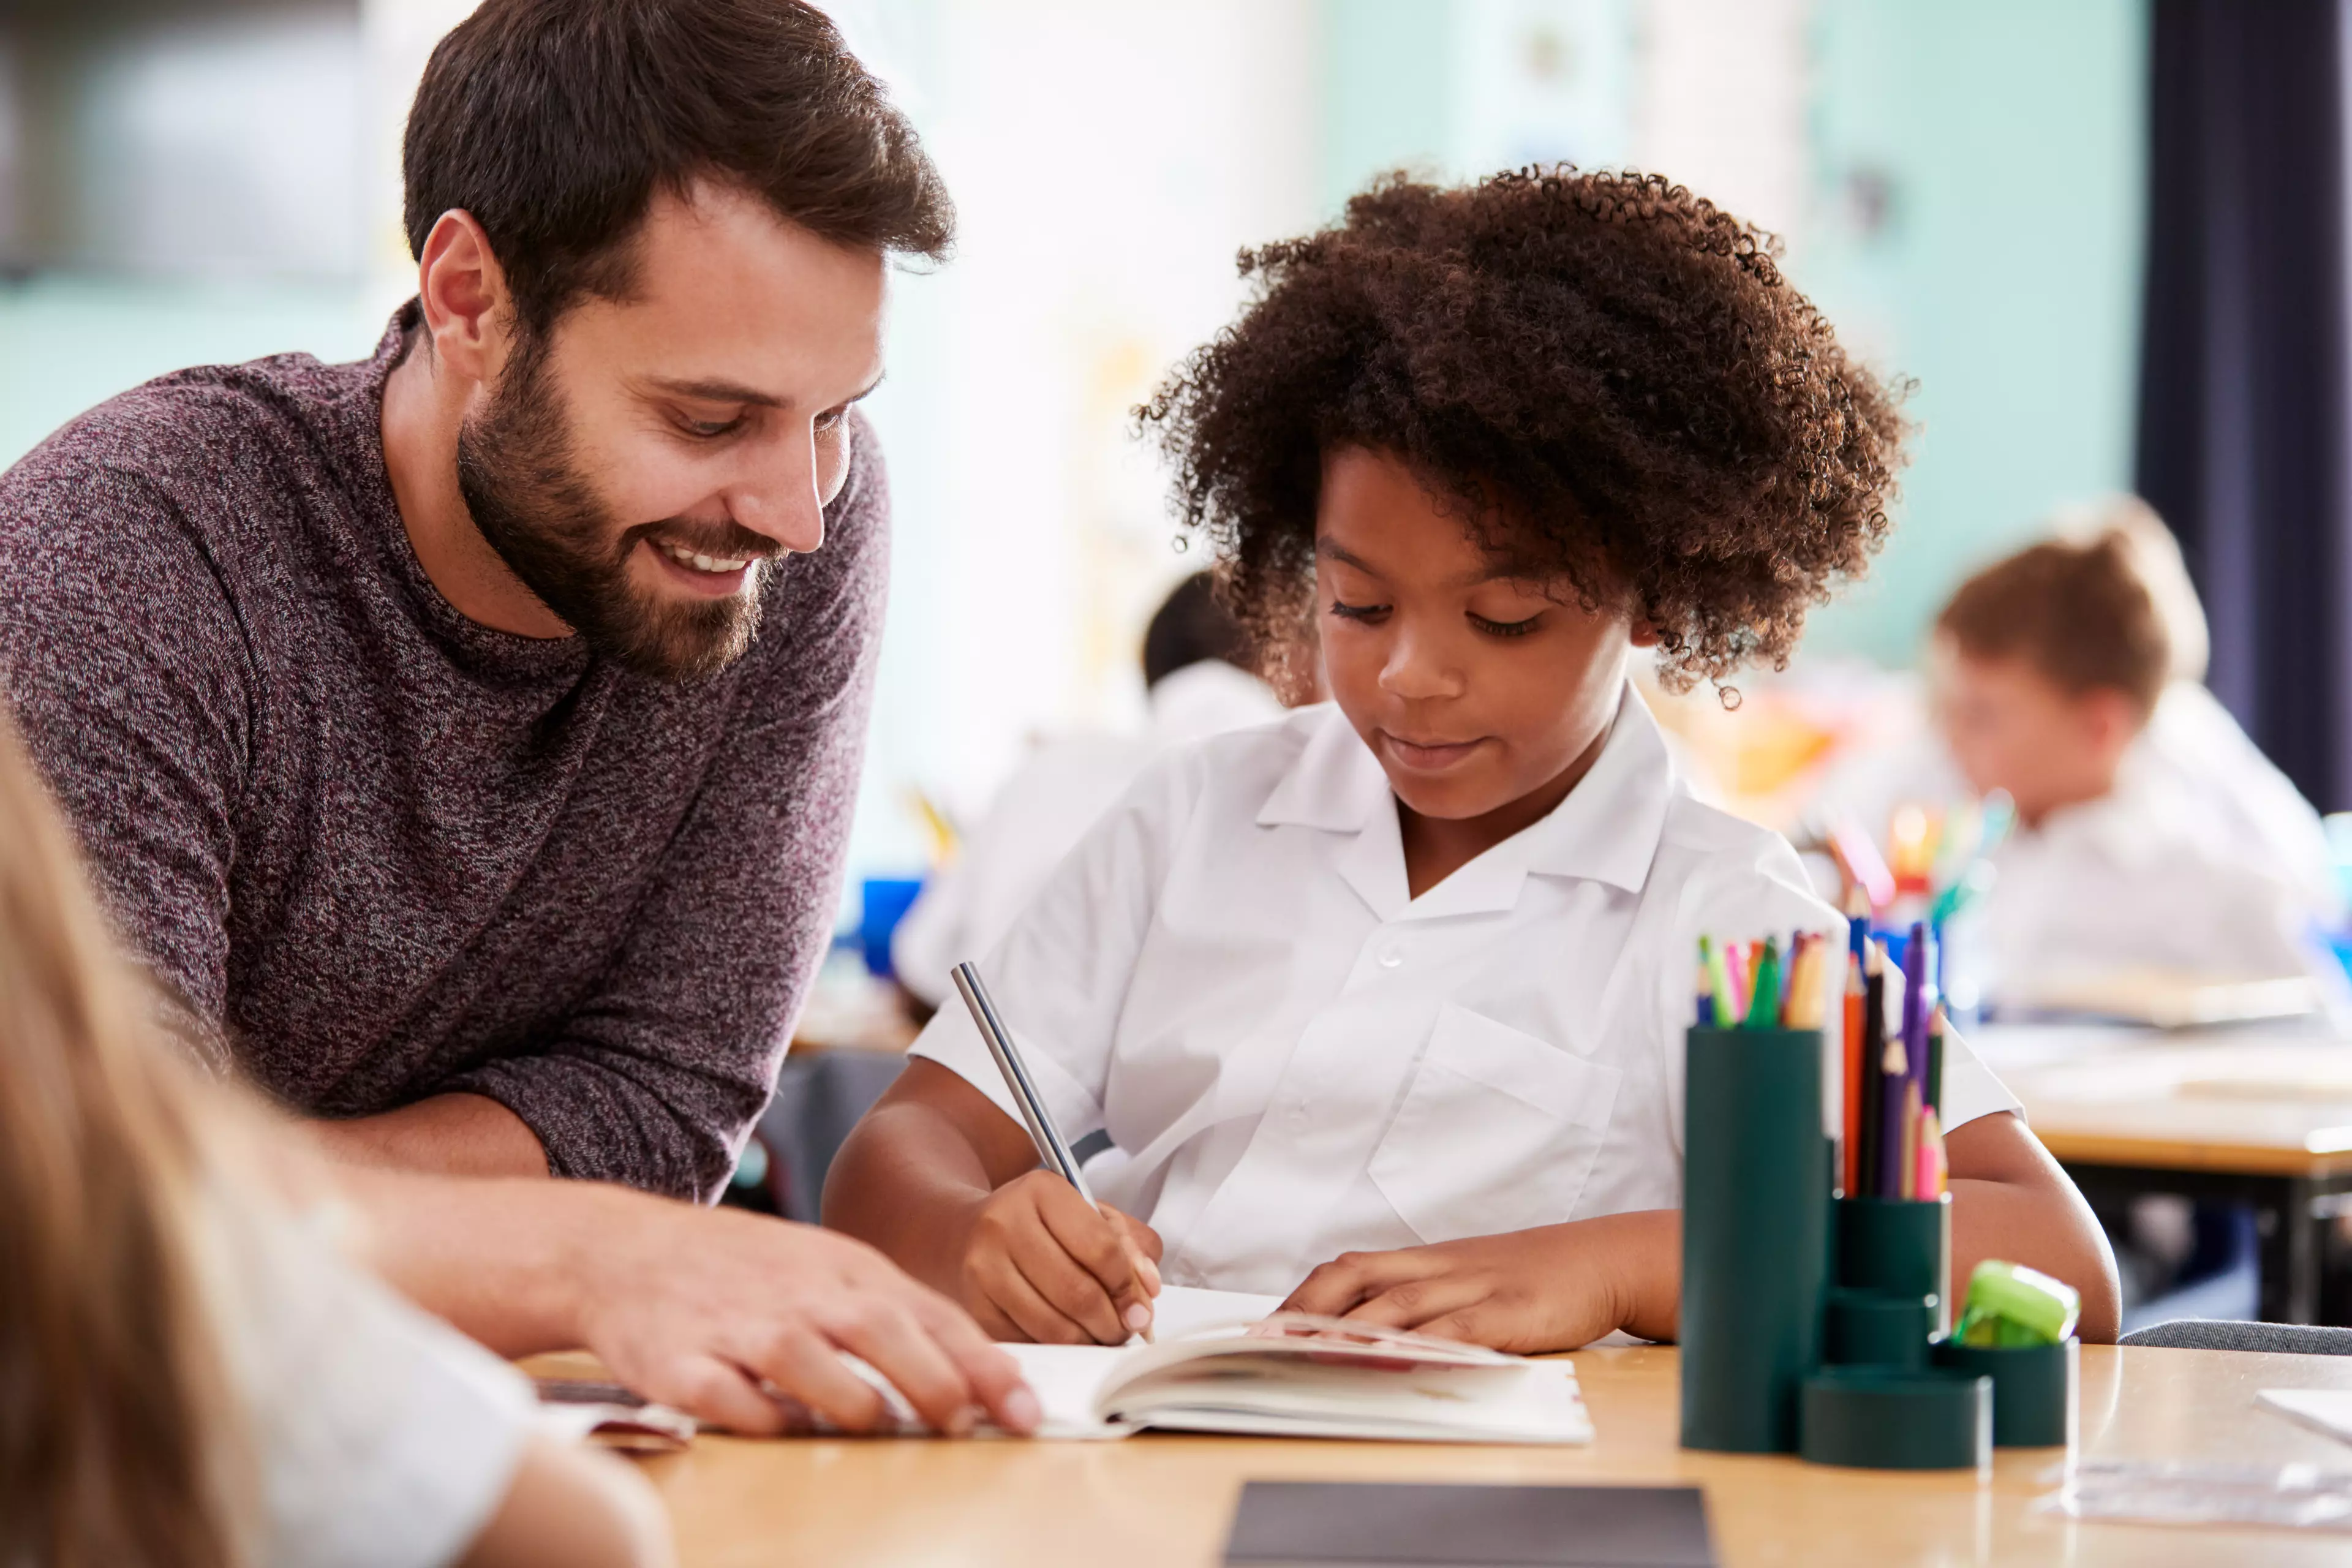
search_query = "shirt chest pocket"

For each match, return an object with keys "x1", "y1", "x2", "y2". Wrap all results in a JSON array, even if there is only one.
[{"x1": 1366, "y1": 1003, "x2": 1623, "y2": 1243}]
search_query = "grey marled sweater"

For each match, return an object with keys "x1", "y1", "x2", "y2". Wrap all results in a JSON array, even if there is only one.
[{"x1": 0, "y1": 307, "x2": 885, "y2": 1200}]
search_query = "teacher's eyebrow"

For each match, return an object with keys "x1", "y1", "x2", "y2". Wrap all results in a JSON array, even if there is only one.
[{"x1": 645, "y1": 372, "x2": 885, "y2": 409}]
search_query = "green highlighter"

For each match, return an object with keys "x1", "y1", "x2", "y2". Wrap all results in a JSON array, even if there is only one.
[{"x1": 1954, "y1": 1261, "x2": 2080, "y2": 1347}]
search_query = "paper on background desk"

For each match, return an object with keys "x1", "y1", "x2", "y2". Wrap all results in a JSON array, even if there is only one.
[{"x1": 2261, "y1": 1389, "x2": 2352, "y2": 1447}]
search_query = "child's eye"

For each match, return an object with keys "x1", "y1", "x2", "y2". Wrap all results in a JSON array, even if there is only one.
[
  {"x1": 1471, "y1": 612, "x2": 1542, "y2": 638},
  {"x1": 1328, "y1": 598, "x2": 1390, "y2": 624}
]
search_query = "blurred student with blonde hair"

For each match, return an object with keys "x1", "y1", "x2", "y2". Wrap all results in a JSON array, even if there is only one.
[{"x1": 0, "y1": 698, "x2": 673, "y2": 1568}]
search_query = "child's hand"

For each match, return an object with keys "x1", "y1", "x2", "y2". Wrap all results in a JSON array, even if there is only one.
[
  {"x1": 958, "y1": 1170, "x2": 1164, "y2": 1344},
  {"x1": 1280, "y1": 1212, "x2": 1679, "y2": 1353}
]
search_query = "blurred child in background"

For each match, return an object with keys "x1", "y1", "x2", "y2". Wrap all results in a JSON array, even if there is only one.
[
  {"x1": 1820, "y1": 498, "x2": 2341, "y2": 1012},
  {"x1": 890, "y1": 571, "x2": 1284, "y2": 1008},
  {"x1": 1935, "y1": 516, "x2": 2337, "y2": 1001}
]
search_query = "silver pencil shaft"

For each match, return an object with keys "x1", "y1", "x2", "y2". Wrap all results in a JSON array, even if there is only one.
[{"x1": 949, "y1": 960, "x2": 1096, "y2": 1204}]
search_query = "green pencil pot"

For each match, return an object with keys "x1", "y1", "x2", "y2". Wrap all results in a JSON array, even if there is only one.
[
  {"x1": 1799, "y1": 1367, "x2": 1991, "y2": 1471},
  {"x1": 1836, "y1": 1195, "x2": 1952, "y2": 1335},
  {"x1": 1823, "y1": 1287, "x2": 1937, "y2": 1369},
  {"x1": 1680, "y1": 1027, "x2": 1830, "y2": 1454},
  {"x1": 1933, "y1": 1338, "x2": 2078, "y2": 1448}
]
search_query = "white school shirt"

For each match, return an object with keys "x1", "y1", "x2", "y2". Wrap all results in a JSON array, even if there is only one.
[{"x1": 910, "y1": 686, "x2": 2019, "y2": 1298}]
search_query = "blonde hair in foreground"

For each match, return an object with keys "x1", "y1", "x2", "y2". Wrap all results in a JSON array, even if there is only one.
[{"x1": 0, "y1": 704, "x2": 247, "y2": 1567}]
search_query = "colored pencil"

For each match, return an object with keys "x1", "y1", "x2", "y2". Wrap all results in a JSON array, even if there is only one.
[
  {"x1": 1858, "y1": 940, "x2": 1887, "y2": 1198},
  {"x1": 1900, "y1": 921, "x2": 1930, "y2": 1123},
  {"x1": 1842, "y1": 947, "x2": 1864, "y2": 1195},
  {"x1": 1915, "y1": 1108, "x2": 1947, "y2": 1200},
  {"x1": 1705, "y1": 937, "x2": 1738, "y2": 1027},
  {"x1": 1744, "y1": 937, "x2": 1783, "y2": 1029},
  {"x1": 1877, "y1": 976, "x2": 1910, "y2": 1199},
  {"x1": 1926, "y1": 1001, "x2": 1947, "y2": 1118}
]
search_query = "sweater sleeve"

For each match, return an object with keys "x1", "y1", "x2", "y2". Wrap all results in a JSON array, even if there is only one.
[
  {"x1": 0, "y1": 461, "x2": 251, "y2": 1068},
  {"x1": 441, "y1": 419, "x2": 890, "y2": 1199}
]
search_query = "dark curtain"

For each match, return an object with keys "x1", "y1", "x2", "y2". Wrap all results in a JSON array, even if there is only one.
[{"x1": 2136, "y1": 0, "x2": 2352, "y2": 810}]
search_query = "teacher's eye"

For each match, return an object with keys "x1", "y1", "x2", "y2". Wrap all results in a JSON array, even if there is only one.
[
  {"x1": 1328, "y1": 598, "x2": 1390, "y2": 624},
  {"x1": 680, "y1": 414, "x2": 746, "y2": 440},
  {"x1": 1470, "y1": 611, "x2": 1542, "y2": 638}
]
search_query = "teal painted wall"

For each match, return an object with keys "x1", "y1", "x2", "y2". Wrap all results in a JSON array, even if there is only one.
[
  {"x1": 1317, "y1": 0, "x2": 2149, "y2": 671},
  {"x1": 1321, "y1": 0, "x2": 1460, "y2": 212},
  {"x1": 0, "y1": 277, "x2": 381, "y2": 468},
  {"x1": 1794, "y1": 0, "x2": 2149, "y2": 665}
]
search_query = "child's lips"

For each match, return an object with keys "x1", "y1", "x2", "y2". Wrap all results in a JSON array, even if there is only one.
[{"x1": 1379, "y1": 731, "x2": 1489, "y2": 772}]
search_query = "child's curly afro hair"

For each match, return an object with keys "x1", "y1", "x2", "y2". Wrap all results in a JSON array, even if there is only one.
[{"x1": 1137, "y1": 167, "x2": 1909, "y2": 697}]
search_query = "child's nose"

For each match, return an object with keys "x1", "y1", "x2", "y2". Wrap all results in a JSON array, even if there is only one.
[{"x1": 1378, "y1": 632, "x2": 1465, "y2": 701}]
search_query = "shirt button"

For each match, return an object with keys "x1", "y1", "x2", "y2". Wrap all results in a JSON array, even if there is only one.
[{"x1": 1378, "y1": 945, "x2": 1404, "y2": 969}]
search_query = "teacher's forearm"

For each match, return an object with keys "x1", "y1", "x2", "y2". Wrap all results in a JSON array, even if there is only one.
[{"x1": 309, "y1": 1091, "x2": 551, "y2": 1180}]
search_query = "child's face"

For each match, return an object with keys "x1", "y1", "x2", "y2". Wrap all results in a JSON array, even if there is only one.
[
  {"x1": 1314, "y1": 447, "x2": 1645, "y2": 824},
  {"x1": 1929, "y1": 635, "x2": 2139, "y2": 826}
]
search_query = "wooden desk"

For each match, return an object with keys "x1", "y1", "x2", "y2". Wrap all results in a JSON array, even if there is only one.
[
  {"x1": 642, "y1": 1343, "x2": 2352, "y2": 1566},
  {"x1": 1978, "y1": 1023, "x2": 2352, "y2": 1324}
]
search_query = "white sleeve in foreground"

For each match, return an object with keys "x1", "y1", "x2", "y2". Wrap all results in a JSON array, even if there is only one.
[{"x1": 211, "y1": 1199, "x2": 541, "y2": 1568}]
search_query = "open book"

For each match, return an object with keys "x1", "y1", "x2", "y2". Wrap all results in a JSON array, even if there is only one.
[
  {"x1": 532, "y1": 1286, "x2": 1592, "y2": 1445},
  {"x1": 998, "y1": 1286, "x2": 1593, "y2": 1444}
]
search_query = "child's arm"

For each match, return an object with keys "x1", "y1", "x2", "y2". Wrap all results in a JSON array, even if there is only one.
[
  {"x1": 1942, "y1": 1108, "x2": 2122, "y2": 1341},
  {"x1": 1281, "y1": 1110, "x2": 2120, "y2": 1349},
  {"x1": 824, "y1": 1060, "x2": 1163, "y2": 1345}
]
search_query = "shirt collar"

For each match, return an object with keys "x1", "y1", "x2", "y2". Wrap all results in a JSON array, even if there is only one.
[{"x1": 1254, "y1": 685, "x2": 1676, "y2": 921}]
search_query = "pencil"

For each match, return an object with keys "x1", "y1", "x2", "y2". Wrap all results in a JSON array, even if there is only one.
[
  {"x1": 1899, "y1": 1081, "x2": 1921, "y2": 1200},
  {"x1": 1744, "y1": 936, "x2": 1783, "y2": 1029},
  {"x1": 1694, "y1": 941, "x2": 1716, "y2": 1027},
  {"x1": 1706, "y1": 936, "x2": 1738, "y2": 1027},
  {"x1": 1842, "y1": 947, "x2": 1864, "y2": 1195},
  {"x1": 1878, "y1": 1003, "x2": 1910, "y2": 1200},
  {"x1": 1906, "y1": 924, "x2": 1936, "y2": 1121},
  {"x1": 1858, "y1": 940, "x2": 1887, "y2": 1199},
  {"x1": 1926, "y1": 1001, "x2": 1947, "y2": 1118},
  {"x1": 951, "y1": 960, "x2": 1154, "y2": 1342},
  {"x1": 1915, "y1": 1108, "x2": 1946, "y2": 1200}
]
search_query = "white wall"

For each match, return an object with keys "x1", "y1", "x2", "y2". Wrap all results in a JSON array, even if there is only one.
[{"x1": 832, "y1": 0, "x2": 1324, "y2": 875}]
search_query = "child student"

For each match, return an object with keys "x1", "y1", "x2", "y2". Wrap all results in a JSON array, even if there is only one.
[
  {"x1": 826, "y1": 170, "x2": 2120, "y2": 1350},
  {"x1": 0, "y1": 704, "x2": 668, "y2": 1568},
  {"x1": 1932, "y1": 519, "x2": 2340, "y2": 1001}
]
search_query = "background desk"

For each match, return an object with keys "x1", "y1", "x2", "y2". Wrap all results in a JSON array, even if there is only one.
[
  {"x1": 1976, "y1": 1022, "x2": 2352, "y2": 1324},
  {"x1": 640, "y1": 1343, "x2": 2352, "y2": 1567}
]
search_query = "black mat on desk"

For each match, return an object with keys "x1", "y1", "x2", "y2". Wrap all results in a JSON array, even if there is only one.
[{"x1": 1222, "y1": 1482, "x2": 1716, "y2": 1568}]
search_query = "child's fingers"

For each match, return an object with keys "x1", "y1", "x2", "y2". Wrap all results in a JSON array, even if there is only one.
[
  {"x1": 1102, "y1": 1205, "x2": 1166, "y2": 1264},
  {"x1": 1339, "y1": 1274, "x2": 1487, "y2": 1333},
  {"x1": 1032, "y1": 1183, "x2": 1155, "y2": 1335},
  {"x1": 974, "y1": 1242, "x2": 1102, "y2": 1344},
  {"x1": 1281, "y1": 1247, "x2": 1438, "y2": 1317}
]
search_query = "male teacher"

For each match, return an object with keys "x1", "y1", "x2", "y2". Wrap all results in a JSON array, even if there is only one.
[{"x1": 0, "y1": 0, "x2": 933, "y2": 1201}]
